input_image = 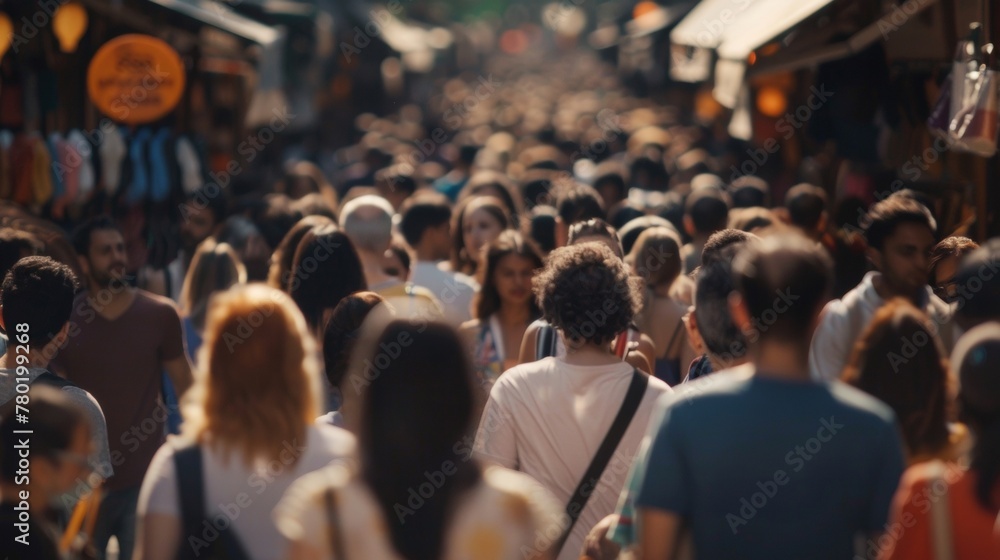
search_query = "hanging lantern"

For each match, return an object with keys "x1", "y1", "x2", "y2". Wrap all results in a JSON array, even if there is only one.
[
  {"x1": 0, "y1": 13, "x2": 12, "y2": 60},
  {"x1": 53, "y1": 2, "x2": 88, "y2": 53},
  {"x1": 756, "y1": 87, "x2": 788, "y2": 118}
]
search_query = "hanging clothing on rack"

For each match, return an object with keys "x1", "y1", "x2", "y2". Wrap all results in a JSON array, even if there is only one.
[
  {"x1": 29, "y1": 134, "x2": 53, "y2": 206},
  {"x1": 100, "y1": 126, "x2": 127, "y2": 195},
  {"x1": 9, "y1": 133, "x2": 35, "y2": 206},
  {"x1": 176, "y1": 135, "x2": 203, "y2": 194},
  {"x1": 125, "y1": 127, "x2": 152, "y2": 203},
  {"x1": 67, "y1": 129, "x2": 96, "y2": 204},
  {"x1": 0, "y1": 131, "x2": 12, "y2": 200},
  {"x1": 148, "y1": 127, "x2": 172, "y2": 202}
]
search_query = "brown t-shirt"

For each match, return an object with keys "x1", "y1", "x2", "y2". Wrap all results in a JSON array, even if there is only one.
[{"x1": 53, "y1": 289, "x2": 184, "y2": 491}]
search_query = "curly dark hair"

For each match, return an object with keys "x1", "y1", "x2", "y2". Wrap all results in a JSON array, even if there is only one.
[{"x1": 534, "y1": 243, "x2": 641, "y2": 347}]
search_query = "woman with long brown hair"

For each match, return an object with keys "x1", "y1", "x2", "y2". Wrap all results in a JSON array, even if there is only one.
[
  {"x1": 460, "y1": 230, "x2": 543, "y2": 389},
  {"x1": 275, "y1": 311, "x2": 563, "y2": 559},
  {"x1": 842, "y1": 298, "x2": 963, "y2": 464},
  {"x1": 135, "y1": 285, "x2": 355, "y2": 560}
]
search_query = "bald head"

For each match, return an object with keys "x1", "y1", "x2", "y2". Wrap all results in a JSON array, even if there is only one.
[{"x1": 340, "y1": 195, "x2": 394, "y2": 254}]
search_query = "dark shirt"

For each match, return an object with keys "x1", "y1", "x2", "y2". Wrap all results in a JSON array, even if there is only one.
[{"x1": 52, "y1": 290, "x2": 184, "y2": 491}]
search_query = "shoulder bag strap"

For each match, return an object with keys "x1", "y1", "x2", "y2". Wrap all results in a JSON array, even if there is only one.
[
  {"x1": 536, "y1": 324, "x2": 557, "y2": 361},
  {"x1": 173, "y1": 445, "x2": 205, "y2": 560},
  {"x1": 324, "y1": 488, "x2": 348, "y2": 560},
  {"x1": 553, "y1": 369, "x2": 649, "y2": 556},
  {"x1": 928, "y1": 461, "x2": 955, "y2": 560}
]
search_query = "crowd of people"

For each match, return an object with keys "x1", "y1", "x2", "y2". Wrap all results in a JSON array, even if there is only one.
[{"x1": 0, "y1": 50, "x2": 999, "y2": 560}]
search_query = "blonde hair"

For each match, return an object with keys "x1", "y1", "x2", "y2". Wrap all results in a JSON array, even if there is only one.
[
  {"x1": 184, "y1": 284, "x2": 322, "y2": 466},
  {"x1": 179, "y1": 239, "x2": 247, "y2": 331}
]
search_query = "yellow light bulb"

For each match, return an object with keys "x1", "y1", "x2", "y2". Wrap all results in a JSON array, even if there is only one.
[
  {"x1": 0, "y1": 13, "x2": 12, "y2": 60},
  {"x1": 53, "y1": 2, "x2": 88, "y2": 53}
]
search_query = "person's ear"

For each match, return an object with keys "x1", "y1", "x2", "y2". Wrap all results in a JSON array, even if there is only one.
[
  {"x1": 728, "y1": 291, "x2": 752, "y2": 334},
  {"x1": 683, "y1": 215, "x2": 695, "y2": 237},
  {"x1": 817, "y1": 211, "x2": 828, "y2": 234}
]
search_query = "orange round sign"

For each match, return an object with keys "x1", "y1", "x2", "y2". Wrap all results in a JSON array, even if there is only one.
[{"x1": 87, "y1": 34, "x2": 186, "y2": 125}]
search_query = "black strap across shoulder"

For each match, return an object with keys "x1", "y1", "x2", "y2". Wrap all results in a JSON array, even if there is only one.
[
  {"x1": 174, "y1": 445, "x2": 251, "y2": 560},
  {"x1": 554, "y1": 368, "x2": 648, "y2": 555}
]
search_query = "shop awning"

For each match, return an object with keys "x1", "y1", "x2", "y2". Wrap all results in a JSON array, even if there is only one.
[
  {"x1": 145, "y1": 0, "x2": 281, "y2": 46},
  {"x1": 715, "y1": 0, "x2": 835, "y2": 61},
  {"x1": 748, "y1": 0, "x2": 941, "y2": 77}
]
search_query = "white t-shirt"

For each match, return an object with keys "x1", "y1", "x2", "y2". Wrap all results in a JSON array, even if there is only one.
[
  {"x1": 474, "y1": 357, "x2": 671, "y2": 560},
  {"x1": 138, "y1": 424, "x2": 356, "y2": 560},
  {"x1": 410, "y1": 261, "x2": 477, "y2": 325},
  {"x1": 274, "y1": 463, "x2": 564, "y2": 559}
]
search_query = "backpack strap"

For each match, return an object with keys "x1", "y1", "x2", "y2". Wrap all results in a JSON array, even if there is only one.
[
  {"x1": 535, "y1": 323, "x2": 558, "y2": 361},
  {"x1": 554, "y1": 369, "x2": 648, "y2": 555},
  {"x1": 174, "y1": 445, "x2": 205, "y2": 560}
]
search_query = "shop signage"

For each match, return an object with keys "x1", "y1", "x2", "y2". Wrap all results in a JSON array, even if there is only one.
[{"x1": 87, "y1": 34, "x2": 185, "y2": 125}]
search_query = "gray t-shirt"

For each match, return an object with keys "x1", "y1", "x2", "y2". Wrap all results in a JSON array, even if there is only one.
[{"x1": 0, "y1": 367, "x2": 114, "y2": 486}]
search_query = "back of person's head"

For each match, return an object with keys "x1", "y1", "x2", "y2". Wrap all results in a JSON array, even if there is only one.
[
  {"x1": 951, "y1": 322, "x2": 1000, "y2": 509},
  {"x1": 475, "y1": 230, "x2": 543, "y2": 320},
  {"x1": 728, "y1": 207, "x2": 775, "y2": 233},
  {"x1": 568, "y1": 218, "x2": 624, "y2": 258},
  {"x1": 629, "y1": 226, "x2": 682, "y2": 289},
  {"x1": 534, "y1": 242, "x2": 641, "y2": 348},
  {"x1": 353, "y1": 316, "x2": 480, "y2": 560},
  {"x1": 0, "y1": 228, "x2": 41, "y2": 280},
  {"x1": 684, "y1": 187, "x2": 731, "y2": 237},
  {"x1": 729, "y1": 175, "x2": 771, "y2": 209},
  {"x1": 340, "y1": 194, "x2": 395, "y2": 254},
  {"x1": 399, "y1": 191, "x2": 452, "y2": 248},
  {"x1": 528, "y1": 205, "x2": 557, "y2": 255},
  {"x1": 593, "y1": 162, "x2": 629, "y2": 205},
  {"x1": 930, "y1": 236, "x2": 979, "y2": 300},
  {"x1": 267, "y1": 215, "x2": 335, "y2": 291},
  {"x1": 289, "y1": 225, "x2": 367, "y2": 331},
  {"x1": 179, "y1": 239, "x2": 247, "y2": 331},
  {"x1": 695, "y1": 247, "x2": 747, "y2": 365},
  {"x1": 71, "y1": 215, "x2": 120, "y2": 260},
  {"x1": 608, "y1": 202, "x2": 645, "y2": 231},
  {"x1": 188, "y1": 285, "x2": 321, "y2": 466},
  {"x1": 555, "y1": 182, "x2": 605, "y2": 226},
  {"x1": 461, "y1": 170, "x2": 522, "y2": 228},
  {"x1": 784, "y1": 183, "x2": 827, "y2": 231},
  {"x1": 1, "y1": 385, "x2": 90, "y2": 486},
  {"x1": 842, "y1": 299, "x2": 950, "y2": 458},
  {"x1": 183, "y1": 187, "x2": 229, "y2": 229},
  {"x1": 954, "y1": 238, "x2": 1000, "y2": 329},
  {"x1": 863, "y1": 195, "x2": 937, "y2": 252},
  {"x1": 732, "y1": 234, "x2": 833, "y2": 342},
  {"x1": 322, "y1": 292, "x2": 384, "y2": 390},
  {"x1": 1, "y1": 256, "x2": 78, "y2": 350},
  {"x1": 702, "y1": 228, "x2": 758, "y2": 267}
]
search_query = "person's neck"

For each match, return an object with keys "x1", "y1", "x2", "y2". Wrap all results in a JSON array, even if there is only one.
[
  {"x1": 414, "y1": 244, "x2": 441, "y2": 263},
  {"x1": 0, "y1": 344, "x2": 54, "y2": 370},
  {"x1": 871, "y1": 273, "x2": 921, "y2": 304},
  {"x1": 562, "y1": 339, "x2": 621, "y2": 367},
  {"x1": 751, "y1": 340, "x2": 812, "y2": 381},
  {"x1": 496, "y1": 302, "x2": 532, "y2": 325},
  {"x1": 87, "y1": 281, "x2": 134, "y2": 315},
  {"x1": 360, "y1": 253, "x2": 394, "y2": 286}
]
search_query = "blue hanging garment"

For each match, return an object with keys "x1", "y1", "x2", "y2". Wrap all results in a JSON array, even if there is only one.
[
  {"x1": 125, "y1": 127, "x2": 151, "y2": 203},
  {"x1": 149, "y1": 127, "x2": 172, "y2": 202}
]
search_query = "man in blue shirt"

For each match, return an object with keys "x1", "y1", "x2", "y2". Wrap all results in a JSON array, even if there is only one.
[{"x1": 635, "y1": 235, "x2": 905, "y2": 560}]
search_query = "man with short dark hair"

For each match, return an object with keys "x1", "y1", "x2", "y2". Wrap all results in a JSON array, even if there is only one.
[
  {"x1": 636, "y1": 235, "x2": 905, "y2": 560},
  {"x1": 140, "y1": 187, "x2": 226, "y2": 301},
  {"x1": 809, "y1": 196, "x2": 955, "y2": 381},
  {"x1": 53, "y1": 215, "x2": 192, "y2": 560},
  {"x1": 400, "y1": 191, "x2": 476, "y2": 324},
  {"x1": 783, "y1": 183, "x2": 828, "y2": 240},
  {"x1": 0, "y1": 256, "x2": 112, "y2": 500},
  {"x1": 681, "y1": 187, "x2": 731, "y2": 273},
  {"x1": 554, "y1": 182, "x2": 605, "y2": 248}
]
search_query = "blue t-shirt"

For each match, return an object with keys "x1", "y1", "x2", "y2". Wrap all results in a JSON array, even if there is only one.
[{"x1": 635, "y1": 374, "x2": 904, "y2": 560}]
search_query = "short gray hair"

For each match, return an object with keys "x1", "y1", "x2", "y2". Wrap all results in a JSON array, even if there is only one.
[{"x1": 340, "y1": 195, "x2": 394, "y2": 253}]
